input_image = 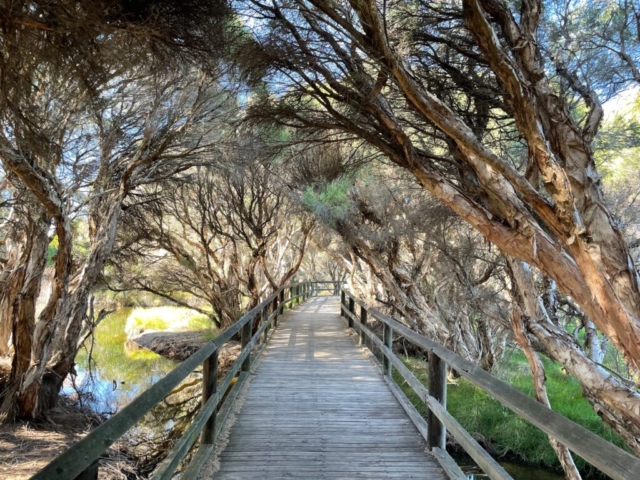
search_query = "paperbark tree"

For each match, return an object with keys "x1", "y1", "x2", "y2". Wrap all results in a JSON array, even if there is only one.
[
  {"x1": 0, "y1": 184, "x2": 49, "y2": 358},
  {"x1": 0, "y1": 0, "x2": 235, "y2": 420},
  {"x1": 110, "y1": 156, "x2": 313, "y2": 329},
  {"x1": 508, "y1": 258, "x2": 640, "y2": 456},
  {"x1": 0, "y1": 72, "x2": 227, "y2": 419},
  {"x1": 291, "y1": 145, "x2": 507, "y2": 362},
  {"x1": 238, "y1": 0, "x2": 640, "y2": 367}
]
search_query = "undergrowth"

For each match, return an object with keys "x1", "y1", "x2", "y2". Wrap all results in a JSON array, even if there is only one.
[
  {"x1": 125, "y1": 306, "x2": 216, "y2": 337},
  {"x1": 393, "y1": 351, "x2": 628, "y2": 478}
]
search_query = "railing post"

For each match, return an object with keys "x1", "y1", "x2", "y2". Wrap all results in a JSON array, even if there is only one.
[
  {"x1": 73, "y1": 461, "x2": 98, "y2": 480},
  {"x1": 340, "y1": 290, "x2": 346, "y2": 317},
  {"x1": 348, "y1": 296, "x2": 355, "y2": 328},
  {"x1": 279, "y1": 289, "x2": 285, "y2": 315},
  {"x1": 273, "y1": 294, "x2": 279, "y2": 328},
  {"x1": 201, "y1": 348, "x2": 219, "y2": 444},
  {"x1": 359, "y1": 305, "x2": 367, "y2": 346},
  {"x1": 383, "y1": 325, "x2": 393, "y2": 376},
  {"x1": 255, "y1": 310, "x2": 263, "y2": 344},
  {"x1": 262, "y1": 307, "x2": 269, "y2": 343},
  {"x1": 241, "y1": 317, "x2": 252, "y2": 372},
  {"x1": 427, "y1": 352, "x2": 447, "y2": 450}
]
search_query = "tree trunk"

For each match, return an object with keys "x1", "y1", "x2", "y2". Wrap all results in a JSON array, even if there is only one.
[
  {"x1": 510, "y1": 308, "x2": 582, "y2": 480},
  {"x1": 583, "y1": 319, "x2": 607, "y2": 364},
  {"x1": 6, "y1": 192, "x2": 124, "y2": 419},
  {"x1": 508, "y1": 258, "x2": 640, "y2": 456},
  {"x1": 336, "y1": 223, "x2": 449, "y2": 342},
  {"x1": 463, "y1": 0, "x2": 640, "y2": 367}
]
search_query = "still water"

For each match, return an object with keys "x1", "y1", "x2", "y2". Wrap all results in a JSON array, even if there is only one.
[{"x1": 62, "y1": 308, "x2": 178, "y2": 415}]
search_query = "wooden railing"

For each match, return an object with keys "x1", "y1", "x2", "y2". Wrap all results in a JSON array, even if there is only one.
[
  {"x1": 340, "y1": 289, "x2": 640, "y2": 480},
  {"x1": 309, "y1": 280, "x2": 344, "y2": 296},
  {"x1": 36, "y1": 281, "x2": 323, "y2": 480}
]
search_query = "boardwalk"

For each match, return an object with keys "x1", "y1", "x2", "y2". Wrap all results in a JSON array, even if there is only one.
[{"x1": 213, "y1": 296, "x2": 447, "y2": 479}]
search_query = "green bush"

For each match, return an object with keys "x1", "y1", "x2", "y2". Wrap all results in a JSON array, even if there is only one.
[{"x1": 302, "y1": 177, "x2": 352, "y2": 226}]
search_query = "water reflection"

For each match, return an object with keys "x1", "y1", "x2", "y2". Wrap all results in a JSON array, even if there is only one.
[
  {"x1": 63, "y1": 308, "x2": 180, "y2": 415},
  {"x1": 62, "y1": 308, "x2": 205, "y2": 473}
]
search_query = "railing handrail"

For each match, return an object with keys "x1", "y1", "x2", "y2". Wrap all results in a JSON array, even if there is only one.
[
  {"x1": 35, "y1": 280, "x2": 326, "y2": 479},
  {"x1": 340, "y1": 289, "x2": 640, "y2": 480}
]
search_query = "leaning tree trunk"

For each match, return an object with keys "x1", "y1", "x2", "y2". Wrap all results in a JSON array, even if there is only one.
[
  {"x1": 508, "y1": 258, "x2": 640, "y2": 456},
  {"x1": 335, "y1": 223, "x2": 449, "y2": 343},
  {"x1": 462, "y1": 0, "x2": 640, "y2": 366},
  {"x1": 511, "y1": 307, "x2": 582, "y2": 480},
  {"x1": 341, "y1": 0, "x2": 640, "y2": 367}
]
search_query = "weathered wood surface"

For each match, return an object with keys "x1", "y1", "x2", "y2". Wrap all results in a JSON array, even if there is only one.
[
  {"x1": 212, "y1": 296, "x2": 446, "y2": 479},
  {"x1": 341, "y1": 292, "x2": 640, "y2": 480}
]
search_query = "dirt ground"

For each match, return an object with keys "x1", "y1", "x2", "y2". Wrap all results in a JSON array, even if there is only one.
[
  {"x1": 132, "y1": 331, "x2": 241, "y2": 367},
  {"x1": 0, "y1": 359, "x2": 136, "y2": 479},
  {"x1": 0, "y1": 333, "x2": 238, "y2": 479}
]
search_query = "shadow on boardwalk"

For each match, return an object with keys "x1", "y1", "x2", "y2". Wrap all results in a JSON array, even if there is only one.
[{"x1": 208, "y1": 296, "x2": 446, "y2": 479}]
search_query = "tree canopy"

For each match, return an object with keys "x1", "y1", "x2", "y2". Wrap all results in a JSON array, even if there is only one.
[{"x1": 1, "y1": 0, "x2": 640, "y2": 477}]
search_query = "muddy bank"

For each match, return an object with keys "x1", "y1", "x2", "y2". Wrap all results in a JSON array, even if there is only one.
[{"x1": 131, "y1": 331, "x2": 241, "y2": 370}]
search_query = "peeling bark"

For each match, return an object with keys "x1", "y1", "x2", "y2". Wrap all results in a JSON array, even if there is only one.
[
  {"x1": 508, "y1": 257, "x2": 640, "y2": 456},
  {"x1": 510, "y1": 308, "x2": 582, "y2": 480},
  {"x1": 247, "y1": 0, "x2": 640, "y2": 367}
]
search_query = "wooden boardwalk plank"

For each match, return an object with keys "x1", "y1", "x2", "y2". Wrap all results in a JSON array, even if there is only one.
[{"x1": 211, "y1": 296, "x2": 446, "y2": 480}]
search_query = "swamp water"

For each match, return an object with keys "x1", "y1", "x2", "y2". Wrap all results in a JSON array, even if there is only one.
[
  {"x1": 62, "y1": 307, "x2": 206, "y2": 470},
  {"x1": 63, "y1": 308, "x2": 178, "y2": 415}
]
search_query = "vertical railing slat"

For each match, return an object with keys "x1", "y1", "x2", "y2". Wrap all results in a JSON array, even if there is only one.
[
  {"x1": 348, "y1": 296, "x2": 355, "y2": 329},
  {"x1": 279, "y1": 289, "x2": 285, "y2": 316},
  {"x1": 427, "y1": 352, "x2": 447, "y2": 450},
  {"x1": 360, "y1": 305, "x2": 367, "y2": 346},
  {"x1": 200, "y1": 349, "x2": 219, "y2": 444},
  {"x1": 241, "y1": 315, "x2": 252, "y2": 372},
  {"x1": 383, "y1": 324, "x2": 393, "y2": 376},
  {"x1": 273, "y1": 294, "x2": 279, "y2": 328}
]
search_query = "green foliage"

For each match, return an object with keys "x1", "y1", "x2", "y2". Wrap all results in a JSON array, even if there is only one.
[
  {"x1": 125, "y1": 307, "x2": 216, "y2": 337},
  {"x1": 394, "y1": 353, "x2": 627, "y2": 478},
  {"x1": 187, "y1": 313, "x2": 218, "y2": 339},
  {"x1": 302, "y1": 177, "x2": 352, "y2": 226},
  {"x1": 46, "y1": 236, "x2": 59, "y2": 266},
  {"x1": 596, "y1": 90, "x2": 640, "y2": 181}
]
